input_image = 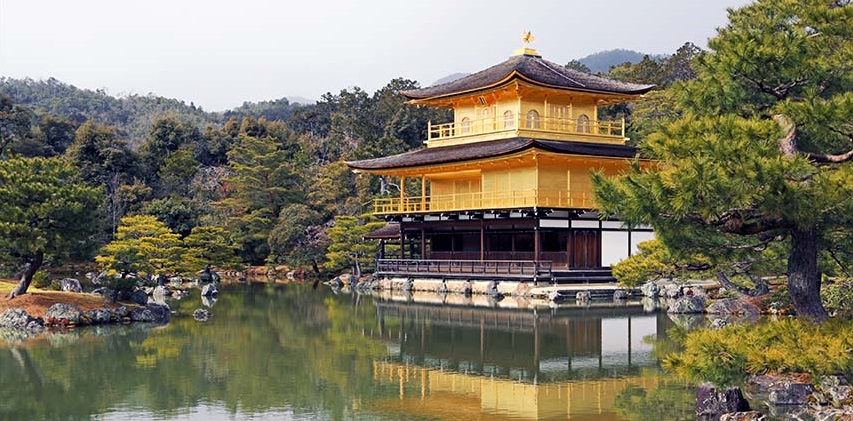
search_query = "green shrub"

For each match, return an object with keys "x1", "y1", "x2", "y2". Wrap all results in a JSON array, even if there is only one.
[
  {"x1": 107, "y1": 276, "x2": 138, "y2": 300},
  {"x1": 32, "y1": 270, "x2": 50, "y2": 289},
  {"x1": 822, "y1": 277, "x2": 852, "y2": 315},
  {"x1": 664, "y1": 318, "x2": 853, "y2": 386}
]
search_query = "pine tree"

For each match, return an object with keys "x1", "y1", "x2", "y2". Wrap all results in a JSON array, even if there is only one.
[
  {"x1": 325, "y1": 215, "x2": 384, "y2": 277},
  {"x1": 182, "y1": 225, "x2": 241, "y2": 274},
  {"x1": 593, "y1": 0, "x2": 852, "y2": 321},
  {"x1": 96, "y1": 215, "x2": 183, "y2": 279},
  {"x1": 0, "y1": 157, "x2": 102, "y2": 297}
]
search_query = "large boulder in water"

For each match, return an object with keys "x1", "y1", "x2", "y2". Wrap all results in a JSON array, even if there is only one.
[
  {"x1": 201, "y1": 295, "x2": 218, "y2": 308},
  {"x1": 60, "y1": 278, "x2": 82, "y2": 293},
  {"x1": 707, "y1": 298, "x2": 760, "y2": 316},
  {"x1": 127, "y1": 289, "x2": 149, "y2": 306},
  {"x1": 668, "y1": 295, "x2": 706, "y2": 314},
  {"x1": 193, "y1": 308, "x2": 213, "y2": 322},
  {"x1": 85, "y1": 309, "x2": 112, "y2": 325},
  {"x1": 695, "y1": 384, "x2": 750, "y2": 418},
  {"x1": 0, "y1": 308, "x2": 44, "y2": 332},
  {"x1": 640, "y1": 282, "x2": 659, "y2": 297},
  {"x1": 129, "y1": 302, "x2": 171, "y2": 324},
  {"x1": 768, "y1": 381, "x2": 817, "y2": 405},
  {"x1": 201, "y1": 283, "x2": 219, "y2": 297},
  {"x1": 45, "y1": 303, "x2": 84, "y2": 325}
]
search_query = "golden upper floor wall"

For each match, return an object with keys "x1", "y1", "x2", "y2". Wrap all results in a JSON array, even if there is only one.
[{"x1": 431, "y1": 81, "x2": 610, "y2": 147}]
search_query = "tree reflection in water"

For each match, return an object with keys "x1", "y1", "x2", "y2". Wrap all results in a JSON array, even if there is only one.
[{"x1": 0, "y1": 285, "x2": 695, "y2": 420}]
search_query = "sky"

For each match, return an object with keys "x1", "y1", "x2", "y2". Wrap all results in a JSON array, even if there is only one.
[{"x1": 0, "y1": 0, "x2": 752, "y2": 111}]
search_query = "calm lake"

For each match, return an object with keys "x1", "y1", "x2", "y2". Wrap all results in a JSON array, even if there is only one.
[{"x1": 0, "y1": 284, "x2": 697, "y2": 420}]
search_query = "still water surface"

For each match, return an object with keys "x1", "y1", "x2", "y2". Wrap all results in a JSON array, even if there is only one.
[{"x1": 0, "y1": 284, "x2": 696, "y2": 420}]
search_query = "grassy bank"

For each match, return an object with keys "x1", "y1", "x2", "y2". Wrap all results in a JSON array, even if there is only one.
[{"x1": 0, "y1": 279, "x2": 119, "y2": 318}]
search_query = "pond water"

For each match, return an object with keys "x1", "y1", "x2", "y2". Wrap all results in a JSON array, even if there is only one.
[{"x1": 0, "y1": 284, "x2": 697, "y2": 420}]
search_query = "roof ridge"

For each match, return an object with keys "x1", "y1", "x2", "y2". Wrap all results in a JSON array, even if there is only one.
[{"x1": 532, "y1": 58, "x2": 587, "y2": 88}]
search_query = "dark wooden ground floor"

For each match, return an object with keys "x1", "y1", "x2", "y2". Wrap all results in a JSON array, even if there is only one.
[{"x1": 369, "y1": 211, "x2": 654, "y2": 283}]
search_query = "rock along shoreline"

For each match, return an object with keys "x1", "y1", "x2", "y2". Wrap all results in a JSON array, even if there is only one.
[{"x1": 0, "y1": 302, "x2": 171, "y2": 343}]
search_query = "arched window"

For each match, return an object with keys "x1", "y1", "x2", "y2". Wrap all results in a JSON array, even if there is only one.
[
  {"x1": 525, "y1": 110, "x2": 540, "y2": 129},
  {"x1": 460, "y1": 117, "x2": 471, "y2": 134},
  {"x1": 577, "y1": 114, "x2": 591, "y2": 133},
  {"x1": 503, "y1": 110, "x2": 515, "y2": 129}
]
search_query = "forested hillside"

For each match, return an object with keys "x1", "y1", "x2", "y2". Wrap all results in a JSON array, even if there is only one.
[
  {"x1": 0, "y1": 77, "x2": 218, "y2": 146},
  {"x1": 0, "y1": 78, "x2": 316, "y2": 148},
  {"x1": 0, "y1": 75, "x2": 450, "y2": 279}
]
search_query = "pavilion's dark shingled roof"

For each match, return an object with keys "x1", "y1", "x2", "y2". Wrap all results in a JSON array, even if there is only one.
[
  {"x1": 347, "y1": 138, "x2": 638, "y2": 171},
  {"x1": 402, "y1": 54, "x2": 654, "y2": 100}
]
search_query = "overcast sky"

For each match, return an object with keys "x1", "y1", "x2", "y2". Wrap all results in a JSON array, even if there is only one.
[{"x1": 0, "y1": 0, "x2": 752, "y2": 111}]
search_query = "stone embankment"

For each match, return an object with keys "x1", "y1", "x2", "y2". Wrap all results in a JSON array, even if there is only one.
[
  {"x1": 329, "y1": 274, "x2": 642, "y2": 302},
  {"x1": 0, "y1": 301, "x2": 171, "y2": 342},
  {"x1": 0, "y1": 271, "x2": 226, "y2": 342},
  {"x1": 697, "y1": 376, "x2": 852, "y2": 420}
]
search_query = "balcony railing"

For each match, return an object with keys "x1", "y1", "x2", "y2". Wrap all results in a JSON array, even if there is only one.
[
  {"x1": 427, "y1": 115, "x2": 625, "y2": 142},
  {"x1": 373, "y1": 189, "x2": 595, "y2": 215}
]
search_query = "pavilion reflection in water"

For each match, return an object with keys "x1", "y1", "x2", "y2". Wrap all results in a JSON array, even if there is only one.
[{"x1": 365, "y1": 293, "x2": 683, "y2": 420}]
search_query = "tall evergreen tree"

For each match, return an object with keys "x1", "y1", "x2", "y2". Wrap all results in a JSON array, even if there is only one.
[
  {"x1": 594, "y1": 0, "x2": 852, "y2": 321},
  {"x1": 0, "y1": 157, "x2": 102, "y2": 297}
]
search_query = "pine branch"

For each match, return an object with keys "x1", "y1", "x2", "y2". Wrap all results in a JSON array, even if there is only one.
[
  {"x1": 715, "y1": 271, "x2": 770, "y2": 297},
  {"x1": 775, "y1": 114, "x2": 853, "y2": 163}
]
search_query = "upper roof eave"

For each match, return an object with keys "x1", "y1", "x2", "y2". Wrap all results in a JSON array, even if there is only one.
[
  {"x1": 404, "y1": 72, "x2": 652, "y2": 106},
  {"x1": 346, "y1": 137, "x2": 642, "y2": 172}
]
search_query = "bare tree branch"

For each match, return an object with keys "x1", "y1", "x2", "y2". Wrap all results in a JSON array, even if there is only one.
[{"x1": 716, "y1": 271, "x2": 770, "y2": 297}]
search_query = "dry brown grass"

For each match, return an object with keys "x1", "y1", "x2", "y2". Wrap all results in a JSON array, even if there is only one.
[{"x1": 0, "y1": 279, "x2": 120, "y2": 318}]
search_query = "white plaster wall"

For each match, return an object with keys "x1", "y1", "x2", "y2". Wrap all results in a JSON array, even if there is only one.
[{"x1": 601, "y1": 231, "x2": 629, "y2": 267}]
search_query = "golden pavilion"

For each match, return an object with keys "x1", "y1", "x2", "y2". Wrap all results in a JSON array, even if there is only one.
[{"x1": 347, "y1": 38, "x2": 655, "y2": 283}]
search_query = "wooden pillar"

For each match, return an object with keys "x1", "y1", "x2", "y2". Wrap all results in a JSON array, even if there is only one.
[
  {"x1": 421, "y1": 176, "x2": 426, "y2": 211},
  {"x1": 420, "y1": 228, "x2": 426, "y2": 260},
  {"x1": 400, "y1": 176, "x2": 406, "y2": 211},
  {"x1": 480, "y1": 219, "x2": 485, "y2": 261},
  {"x1": 400, "y1": 222, "x2": 405, "y2": 260},
  {"x1": 534, "y1": 222, "x2": 541, "y2": 263}
]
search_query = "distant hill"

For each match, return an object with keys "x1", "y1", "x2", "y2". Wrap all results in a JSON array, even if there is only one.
[
  {"x1": 0, "y1": 77, "x2": 221, "y2": 146},
  {"x1": 0, "y1": 77, "x2": 318, "y2": 147},
  {"x1": 577, "y1": 49, "x2": 664, "y2": 74},
  {"x1": 431, "y1": 72, "x2": 469, "y2": 87}
]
